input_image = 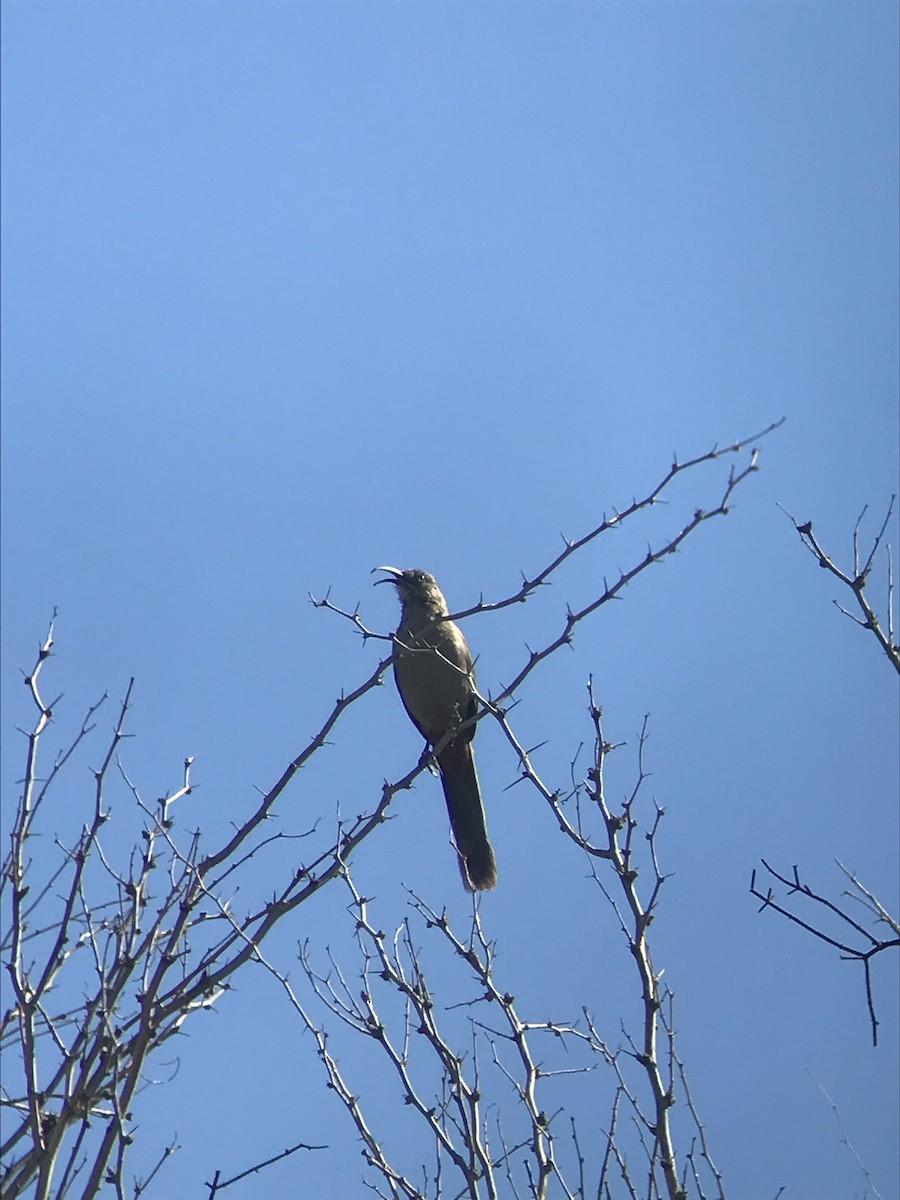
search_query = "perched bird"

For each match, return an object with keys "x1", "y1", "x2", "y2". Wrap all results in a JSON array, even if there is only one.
[{"x1": 375, "y1": 567, "x2": 497, "y2": 891}]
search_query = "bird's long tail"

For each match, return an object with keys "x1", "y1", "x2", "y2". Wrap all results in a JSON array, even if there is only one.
[{"x1": 437, "y1": 739, "x2": 497, "y2": 891}]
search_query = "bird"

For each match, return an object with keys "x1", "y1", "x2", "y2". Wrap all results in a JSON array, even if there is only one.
[{"x1": 375, "y1": 567, "x2": 497, "y2": 891}]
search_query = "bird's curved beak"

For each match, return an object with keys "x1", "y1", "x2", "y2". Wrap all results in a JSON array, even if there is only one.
[{"x1": 373, "y1": 565, "x2": 403, "y2": 585}]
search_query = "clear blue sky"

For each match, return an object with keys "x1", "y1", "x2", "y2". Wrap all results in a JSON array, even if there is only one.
[{"x1": 2, "y1": 3, "x2": 898, "y2": 1197}]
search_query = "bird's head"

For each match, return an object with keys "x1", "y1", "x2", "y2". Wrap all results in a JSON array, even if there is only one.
[{"x1": 374, "y1": 566, "x2": 449, "y2": 618}]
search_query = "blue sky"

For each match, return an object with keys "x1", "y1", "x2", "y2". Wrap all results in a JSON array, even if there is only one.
[{"x1": 2, "y1": 3, "x2": 898, "y2": 1197}]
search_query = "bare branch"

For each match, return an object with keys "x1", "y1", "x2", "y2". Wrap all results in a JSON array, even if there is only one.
[
  {"x1": 750, "y1": 860, "x2": 899, "y2": 1046},
  {"x1": 780, "y1": 497, "x2": 899, "y2": 672}
]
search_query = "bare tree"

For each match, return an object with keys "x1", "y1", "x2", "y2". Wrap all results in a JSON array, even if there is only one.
[
  {"x1": 279, "y1": 702, "x2": 724, "y2": 1200},
  {"x1": 2, "y1": 424, "x2": 780, "y2": 1198}
]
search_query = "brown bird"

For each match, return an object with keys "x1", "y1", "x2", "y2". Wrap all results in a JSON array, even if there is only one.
[{"x1": 375, "y1": 567, "x2": 497, "y2": 891}]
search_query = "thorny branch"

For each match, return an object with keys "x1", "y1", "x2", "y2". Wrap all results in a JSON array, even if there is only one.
[
  {"x1": 781, "y1": 496, "x2": 899, "y2": 673},
  {"x1": 289, "y1": 694, "x2": 724, "y2": 1200},
  {"x1": 205, "y1": 1141, "x2": 326, "y2": 1199},
  {"x1": 319, "y1": 419, "x2": 782, "y2": 641}
]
